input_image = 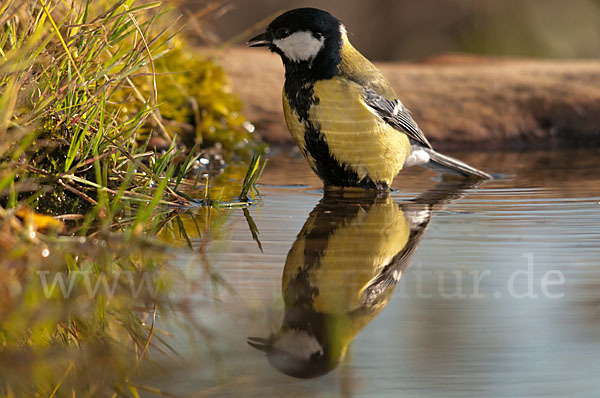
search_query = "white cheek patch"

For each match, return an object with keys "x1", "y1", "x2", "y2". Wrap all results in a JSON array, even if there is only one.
[
  {"x1": 273, "y1": 330, "x2": 323, "y2": 360},
  {"x1": 273, "y1": 31, "x2": 325, "y2": 62}
]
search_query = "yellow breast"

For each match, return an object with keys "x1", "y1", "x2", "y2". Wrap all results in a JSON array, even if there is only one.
[
  {"x1": 282, "y1": 196, "x2": 410, "y2": 315},
  {"x1": 283, "y1": 77, "x2": 410, "y2": 187}
]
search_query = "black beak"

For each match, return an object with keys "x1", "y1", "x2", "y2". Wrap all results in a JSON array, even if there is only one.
[
  {"x1": 247, "y1": 31, "x2": 271, "y2": 47},
  {"x1": 247, "y1": 336, "x2": 270, "y2": 352}
]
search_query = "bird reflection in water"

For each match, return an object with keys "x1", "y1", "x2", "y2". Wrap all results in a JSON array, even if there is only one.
[{"x1": 248, "y1": 181, "x2": 478, "y2": 378}]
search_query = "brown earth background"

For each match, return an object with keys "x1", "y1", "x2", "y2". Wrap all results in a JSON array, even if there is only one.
[{"x1": 183, "y1": 0, "x2": 600, "y2": 149}]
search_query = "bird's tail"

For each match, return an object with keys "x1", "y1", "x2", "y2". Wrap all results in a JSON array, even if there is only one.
[{"x1": 420, "y1": 148, "x2": 492, "y2": 179}]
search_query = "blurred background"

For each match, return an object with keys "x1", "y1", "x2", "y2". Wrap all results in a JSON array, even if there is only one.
[{"x1": 181, "y1": 0, "x2": 600, "y2": 61}]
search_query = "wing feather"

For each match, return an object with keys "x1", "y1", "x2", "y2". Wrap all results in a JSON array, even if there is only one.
[{"x1": 363, "y1": 89, "x2": 432, "y2": 149}]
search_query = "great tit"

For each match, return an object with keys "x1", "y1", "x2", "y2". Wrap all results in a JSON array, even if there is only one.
[
  {"x1": 248, "y1": 181, "x2": 479, "y2": 378},
  {"x1": 248, "y1": 8, "x2": 491, "y2": 189}
]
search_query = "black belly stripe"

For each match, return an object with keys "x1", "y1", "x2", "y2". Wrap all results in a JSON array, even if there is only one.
[
  {"x1": 304, "y1": 123, "x2": 383, "y2": 189},
  {"x1": 284, "y1": 78, "x2": 388, "y2": 190},
  {"x1": 284, "y1": 192, "x2": 373, "y2": 309}
]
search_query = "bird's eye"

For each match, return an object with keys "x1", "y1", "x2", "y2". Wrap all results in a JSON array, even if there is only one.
[{"x1": 275, "y1": 28, "x2": 289, "y2": 38}]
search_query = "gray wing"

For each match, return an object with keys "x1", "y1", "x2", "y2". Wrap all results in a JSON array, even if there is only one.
[
  {"x1": 360, "y1": 214, "x2": 431, "y2": 306},
  {"x1": 363, "y1": 88, "x2": 432, "y2": 149}
]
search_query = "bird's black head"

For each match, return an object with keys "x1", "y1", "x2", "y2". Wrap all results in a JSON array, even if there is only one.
[
  {"x1": 248, "y1": 8, "x2": 344, "y2": 79},
  {"x1": 247, "y1": 308, "x2": 348, "y2": 379}
]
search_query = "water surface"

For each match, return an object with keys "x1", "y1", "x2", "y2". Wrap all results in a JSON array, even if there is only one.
[{"x1": 146, "y1": 149, "x2": 600, "y2": 397}]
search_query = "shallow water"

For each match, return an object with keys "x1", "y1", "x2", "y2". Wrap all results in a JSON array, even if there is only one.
[{"x1": 147, "y1": 149, "x2": 600, "y2": 397}]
